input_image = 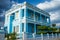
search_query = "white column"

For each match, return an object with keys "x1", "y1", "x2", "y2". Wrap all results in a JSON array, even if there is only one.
[
  {"x1": 24, "y1": 23, "x2": 28, "y2": 33},
  {"x1": 23, "y1": 32, "x2": 27, "y2": 40},
  {"x1": 24, "y1": 8, "x2": 28, "y2": 33},
  {"x1": 24, "y1": 8, "x2": 28, "y2": 18},
  {"x1": 24, "y1": 8, "x2": 26, "y2": 18}
]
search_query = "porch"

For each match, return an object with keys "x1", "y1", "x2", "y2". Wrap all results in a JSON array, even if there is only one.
[{"x1": 24, "y1": 23, "x2": 41, "y2": 34}]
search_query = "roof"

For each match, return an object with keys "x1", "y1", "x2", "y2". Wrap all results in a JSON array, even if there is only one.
[{"x1": 5, "y1": 1, "x2": 50, "y2": 17}]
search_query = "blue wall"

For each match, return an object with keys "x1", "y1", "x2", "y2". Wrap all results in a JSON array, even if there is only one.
[
  {"x1": 9, "y1": 13, "x2": 15, "y2": 33},
  {"x1": 28, "y1": 23, "x2": 34, "y2": 33},
  {"x1": 20, "y1": 9, "x2": 24, "y2": 19}
]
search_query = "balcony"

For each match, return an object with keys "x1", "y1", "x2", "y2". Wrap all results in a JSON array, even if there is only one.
[
  {"x1": 26, "y1": 17, "x2": 35, "y2": 23},
  {"x1": 12, "y1": 19, "x2": 20, "y2": 26},
  {"x1": 24, "y1": 8, "x2": 50, "y2": 25}
]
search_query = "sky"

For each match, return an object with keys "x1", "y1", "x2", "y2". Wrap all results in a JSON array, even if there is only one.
[{"x1": 0, "y1": 0, "x2": 60, "y2": 27}]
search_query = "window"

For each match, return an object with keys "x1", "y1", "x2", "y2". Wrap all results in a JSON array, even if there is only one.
[
  {"x1": 11, "y1": 13, "x2": 15, "y2": 20},
  {"x1": 14, "y1": 26, "x2": 19, "y2": 33},
  {"x1": 20, "y1": 9, "x2": 24, "y2": 18}
]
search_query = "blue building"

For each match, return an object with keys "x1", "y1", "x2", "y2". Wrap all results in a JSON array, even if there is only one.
[{"x1": 4, "y1": 1, "x2": 50, "y2": 38}]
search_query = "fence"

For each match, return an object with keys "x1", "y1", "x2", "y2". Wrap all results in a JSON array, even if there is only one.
[
  {"x1": 22, "y1": 32, "x2": 60, "y2": 40},
  {"x1": 5, "y1": 32, "x2": 60, "y2": 40}
]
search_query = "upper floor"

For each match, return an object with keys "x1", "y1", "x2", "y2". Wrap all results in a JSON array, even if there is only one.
[{"x1": 5, "y1": 2, "x2": 50, "y2": 26}]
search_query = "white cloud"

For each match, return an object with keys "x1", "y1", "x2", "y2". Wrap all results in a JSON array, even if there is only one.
[
  {"x1": 50, "y1": 10, "x2": 60, "y2": 21},
  {"x1": 56, "y1": 23, "x2": 60, "y2": 27},
  {"x1": 36, "y1": 0, "x2": 60, "y2": 27},
  {"x1": 36, "y1": 0, "x2": 60, "y2": 11}
]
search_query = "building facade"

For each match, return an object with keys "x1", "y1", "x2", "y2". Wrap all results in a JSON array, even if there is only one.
[{"x1": 4, "y1": 1, "x2": 50, "y2": 37}]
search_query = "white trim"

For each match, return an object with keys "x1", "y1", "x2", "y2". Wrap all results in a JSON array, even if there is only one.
[{"x1": 6, "y1": 6, "x2": 26, "y2": 16}]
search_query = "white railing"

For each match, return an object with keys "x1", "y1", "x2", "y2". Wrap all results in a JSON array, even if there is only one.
[{"x1": 22, "y1": 32, "x2": 60, "y2": 40}]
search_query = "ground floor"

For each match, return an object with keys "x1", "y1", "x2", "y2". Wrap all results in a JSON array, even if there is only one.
[{"x1": 13, "y1": 23, "x2": 48, "y2": 34}]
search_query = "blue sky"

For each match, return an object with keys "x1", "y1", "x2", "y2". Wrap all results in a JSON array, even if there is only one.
[
  {"x1": 11, "y1": 0, "x2": 51, "y2": 5},
  {"x1": 0, "y1": 0, "x2": 60, "y2": 27},
  {"x1": 26, "y1": 0, "x2": 51, "y2": 5}
]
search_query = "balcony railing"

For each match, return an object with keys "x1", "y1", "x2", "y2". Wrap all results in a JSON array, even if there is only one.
[{"x1": 23, "y1": 17, "x2": 48, "y2": 25}]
